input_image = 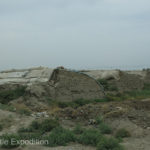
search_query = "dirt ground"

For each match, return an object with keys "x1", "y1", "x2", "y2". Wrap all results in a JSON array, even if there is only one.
[
  {"x1": 0, "y1": 99, "x2": 150, "y2": 150},
  {"x1": 55, "y1": 98, "x2": 150, "y2": 150}
]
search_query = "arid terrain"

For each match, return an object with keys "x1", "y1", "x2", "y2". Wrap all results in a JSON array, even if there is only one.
[{"x1": 0, "y1": 67, "x2": 150, "y2": 150}]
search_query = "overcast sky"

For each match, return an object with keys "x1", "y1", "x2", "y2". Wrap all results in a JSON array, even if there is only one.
[{"x1": 0, "y1": 0, "x2": 150, "y2": 70}]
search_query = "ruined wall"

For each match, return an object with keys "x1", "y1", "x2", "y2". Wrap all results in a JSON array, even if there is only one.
[
  {"x1": 82, "y1": 70, "x2": 149, "y2": 92},
  {"x1": 111, "y1": 72, "x2": 144, "y2": 92},
  {"x1": 49, "y1": 69, "x2": 104, "y2": 101},
  {"x1": 1, "y1": 67, "x2": 149, "y2": 102}
]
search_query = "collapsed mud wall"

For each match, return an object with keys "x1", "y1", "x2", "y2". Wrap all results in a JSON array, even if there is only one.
[
  {"x1": 109, "y1": 72, "x2": 144, "y2": 92},
  {"x1": 48, "y1": 69, "x2": 104, "y2": 101}
]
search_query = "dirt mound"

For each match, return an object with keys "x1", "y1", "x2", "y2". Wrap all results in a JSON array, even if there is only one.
[{"x1": 57, "y1": 99, "x2": 150, "y2": 129}]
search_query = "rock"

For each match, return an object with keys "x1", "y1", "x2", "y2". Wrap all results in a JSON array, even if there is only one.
[
  {"x1": 88, "y1": 119, "x2": 96, "y2": 125},
  {"x1": 32, "y1": 111, "x2": 49, "y2": 118}
]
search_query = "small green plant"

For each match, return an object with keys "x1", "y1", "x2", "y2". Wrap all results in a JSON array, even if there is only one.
[
  {"x1": 78, "y1": 129, "x2": 102, "y2": 146},
  {"x1": 44, "y1": 126, "x2": 75, "y2": 147},
  {"x1": 0, "y1": 124, "x2": 3, "y2": 131},
  {"x1": 96, "y1": 116, "x2": 103, "y2": 125},
  {"x1": 99, "y1": 123, "x2": 112, "y2": 134},
  {"x1": 40, "y1": 119, "x2": 59, "y2": 133},
  {"x1": 0, "y1": 134, "x2": 20, "y2": 149},
  {"x1": 97, "y1": 137, "x2": 124, "y2": 150},
  {"x1": 73, "y1": 124, "x2": 85, "y2": 134},
  {"x1": 115, "y1": 128, "x2": 131, "y2": 138}
]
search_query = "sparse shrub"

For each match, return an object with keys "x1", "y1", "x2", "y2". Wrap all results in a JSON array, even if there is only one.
[
  {"x1": 0, "y1": 86, "x2": 26, "y2": 104},
  {"x1": 40, "y1": 119, "x2": 59, "y2": 133},
  {"x1": 0, "y1": 124, "x2": 3, "y2": 131},
  {"x1": 97, "y1": 137, "x2": 124, "y2": 150},
  {"x1": 106, "y1": 88, "x2": 150, "y2": 102},
  {"x1": 30, "y1": 120, "x2": 40, "y2": 131},
  {"x1": 115, "y1": 128, "x2": 131, "y2": 138},
  {"x1": 99, "y1": 123, "x2": 112, "y2": 134},
  {"x1": 98, "y1": 79, "x2": 109, "y2": 90},
  {"x1": 143, "y1": 83, "x2": 150, "y2": 90},
  {"x1": 44, "y1": 126, "x2": 75, "y2": 147},
  {"x1": 0, "y1": 134, "x2": 20, "y2": 149},
  {"x1": 73, "y1": 124, "x2": 85, "y2": 134},
  {"x1": 0, "y1": 103, "x2": 15, "y2": 112},
  {"x1": 78, "y1": 129, "x2": 102, "y2": 146},
  {"x1": 128, "y1": 89, "x2": 150, "y2": 100},
  {"x1": 18, "y1": 119, "x2": 59, "y2": 134},
  {"x1": 96, "y1": 116, "x2": 103, "y2": 125}
]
